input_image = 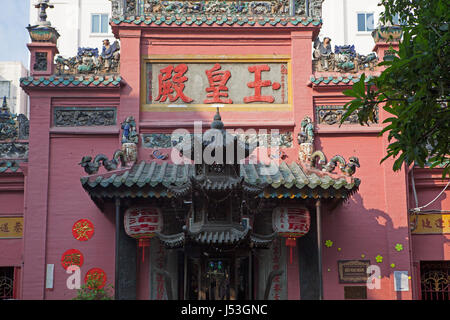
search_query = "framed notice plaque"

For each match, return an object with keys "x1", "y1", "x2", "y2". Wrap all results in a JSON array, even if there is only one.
[{"x1": 338, "y1": 260, "x2": 371, "y2": 284}]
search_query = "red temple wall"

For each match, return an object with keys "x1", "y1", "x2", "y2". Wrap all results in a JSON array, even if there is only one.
[
  {"x1": 14, "y1": 23, "x2": 447, "y2": 300},
  {"x1": 21, "y1": 91, "x2": 120, "y2": 299},
  {"x1": 0, "y1": 190, "x2": 24, "y2": 267}
]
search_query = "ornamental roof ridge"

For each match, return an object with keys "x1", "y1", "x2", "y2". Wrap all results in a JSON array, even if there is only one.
[
  {"x1": 80, "y1": 160, "x2": 360, "y2": 193},
  {"x1": 19, "y1": 74, "x2": 123, "y2": 88},
  {"x1": 308, "y1": 73, "x2": 381, "y2": 86},
  {"x1": 111, "y1": 14, "x2": 322, "y2": 28},
  {"x1": 110, "y1": 0, "x2": 325, "y2": 24}
]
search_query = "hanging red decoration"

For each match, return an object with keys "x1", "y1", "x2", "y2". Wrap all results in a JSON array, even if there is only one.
[
  {"x1": 124, "y1": 207, "x2": 162, "y2": 263},
  {"x1": 72, "y1": 219, "x2": 94, "y2": 241},
  {"x1": 85, "y1": 268, "x2": 107, "y2": 289},
  {"x1": 61, "y1": 249, "x2": 84, "y2": 270},
  {"x1": 273, "y1": 207, "x2": 311, "y2": 264}
]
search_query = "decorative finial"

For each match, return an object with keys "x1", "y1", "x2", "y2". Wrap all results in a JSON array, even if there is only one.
[
  {"x1": 211, "y1": 107, "x2": 224, "y2": 130},
  {"x1": 1, "y1": 96, "x2": 6, "y2": 109},
  {"x1": 35, "y1": 0, "x2": 54, "y2": 26}
]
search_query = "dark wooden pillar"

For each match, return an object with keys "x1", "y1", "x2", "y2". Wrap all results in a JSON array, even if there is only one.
[
  {"x1": 297, "y1": 205, "x2": 320, "y2": 300},
  {"x1": 115, "y1": 199, "x2": 137, "y2": 300}
]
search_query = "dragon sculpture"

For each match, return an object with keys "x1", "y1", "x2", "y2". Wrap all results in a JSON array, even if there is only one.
[
  {"x1": 322, "y1": 155, "x2": 360, "y2": 176},
  {"x1": 79, "y1": 150, "x2": 126, "y2": 175}
]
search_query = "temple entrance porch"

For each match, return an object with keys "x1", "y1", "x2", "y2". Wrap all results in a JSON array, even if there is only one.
[{"x1": 183, "y1": 246, "x2": 252, "y2": 300}]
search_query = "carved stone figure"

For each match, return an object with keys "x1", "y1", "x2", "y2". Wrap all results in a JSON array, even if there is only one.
[
  {"x1": 313, "y1": 39, "x2": 379, "y2": 73},
  {"x1": 298, "y1": 116, "x2": 314, "y2": 144},
  {"x1": 55, "y1": 56, "x2": 77, "y2": 74},
  {"x1": 313, "y1": 37, "x2": 333, "y2": 71},
  {"x1": 0, "y1": 143, "x2": 29, "y2": 159},
  {"x1": 122, "y1": 0, "x2": 304, "y2": 17},
  {"x1": 295, "y1": 0, "x2": 306, "y2": 15},
  {"x1": 297, "y1": 116, "x2": 315, "y2": 163},
  {"x1": 55, "y1": 41, "x2": 120, "y2": 75},
  {"x1": 100, "y1": 40, "x2": 120, "y2": 73},
  {"x1": 109, "y1": 0, "x2": 123, "y2": 17},
  {"x1": 334, "y1": 45, "x2": 356, "y2": 72},
  {"x1": 0, "y1": 97, "x2": 18, "y2": 141},
  {"x1": 309, "y1": 0, "x2": 324, "y2": 18},
  {"x1": 121, "y1": 116, "x2": 138, "y2": 144}
]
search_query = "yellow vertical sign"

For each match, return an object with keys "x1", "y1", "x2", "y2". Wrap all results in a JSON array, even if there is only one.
[
  {"x1": 0, "y1": 217, "x2": 24, "y2": 238},
  {"x1": 411, "y1": 213, "x2": 450, "y2": 234}
]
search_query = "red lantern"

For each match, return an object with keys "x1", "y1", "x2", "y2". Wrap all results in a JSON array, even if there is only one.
[
  {"x1": 124, "y1": 207, "x2": 162, "y2": 263},
  {"x1": 273, "y1": 207, "x2": 310, "y2": 264}
]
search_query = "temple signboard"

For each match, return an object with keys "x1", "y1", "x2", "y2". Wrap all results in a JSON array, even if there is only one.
[
  {"x1": 0, "y1": 217, "x2": 24, "y2": 238},
  {"x1": 338, "y1": 260, "x2": 370, "y2": 284},
  {"x1": 143, "y1": 58, "x2": 290, "y2": 111},
  {"x1": 411, "y1": 213, "x2": 450, "y2": 234}
]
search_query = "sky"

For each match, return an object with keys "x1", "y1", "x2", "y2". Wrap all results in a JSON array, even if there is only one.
[{"x1": 0, "y1": 0, "x2": 31, "y2": 67}]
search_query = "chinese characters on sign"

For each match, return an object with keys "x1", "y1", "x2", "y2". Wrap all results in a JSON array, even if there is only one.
[
  {"x1": 72, "y1": 219, "x2": 94, "y2": 241},
  {"x1": 124, "y1": 207, "x2": 162, "y2": 239},
  {"x1": 338, "y1": 260, "x2": 371, "y2": 283},
  {"x1": 147, "y1": 62, "x2": 289, "y2": 106},
  {"x1": 268, "y1": 238, "x2": 287, "y2": 300},
  {"x1": 61, "y1": 249, "x2": 84, "y2": 270},
  {"x1": 273, "y1": 207, "x2": 310, "y2": 237},
  {"x1": 411, "y1": 213, "x2": 450, "y2": 234},
  {"x1": 155, "y1": 64, "x2": 193, "y2": 103},
  {"x1": 0, "y1": 217, "x2": 24, "y2": 238},
  {"x1": 204, "y1": 63, "x2": 232, "y2": 104},
  {"x1": 150, "y1": 239, "x2": 167, "y2": 300},
  {"x1": 85, "y1": 267, "x2": 107, "y2": 289},
  {"x1": 244, "y1": 64, "x2": 280, "y2": 103},
  {"x1": 271, "y1": 238, "x2": 281, "y2": 300}
]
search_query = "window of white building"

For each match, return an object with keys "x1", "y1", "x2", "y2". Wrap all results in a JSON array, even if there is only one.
[
  {"x1": 91, "y1": 14, "x2": 109, "y2": 34},
  {"x1": 357, "y1": 13, "x2": 375, "y2": 32},
  {"x1": 0, "y1": 81, "x2": 10, "y2": 98}
]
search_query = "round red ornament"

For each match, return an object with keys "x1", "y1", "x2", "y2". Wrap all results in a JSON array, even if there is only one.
[
  {"x1": 72, "y1": 219, "x2": 94, "y2": 241},
  {"x1": 61, "y1": 249, "x2": 84, "y2": 270},
  {"x1": 85, "y1": 268, "x2": 107, "y2": 289}
]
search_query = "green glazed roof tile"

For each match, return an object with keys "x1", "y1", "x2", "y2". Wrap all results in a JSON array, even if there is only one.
[{"x1": 82, "y1": 161, "x2": 360, "y2": 200}]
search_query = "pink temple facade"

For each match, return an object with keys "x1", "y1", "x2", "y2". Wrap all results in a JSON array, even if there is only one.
[{"x1": 0, "y1": 0, "x2": 448, "y2": 300}]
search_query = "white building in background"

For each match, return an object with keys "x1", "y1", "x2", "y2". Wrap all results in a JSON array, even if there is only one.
[
  {"x1": 31, "y1": 0, "x2": 388, "y2": 57},
  {"x1": 320, "y1": 0, "x2": 385, "y2": 54},
  {"x1": 29, "y1": 0, "x2": 115, "y2": 58},
  {"x1": 0, "y1": 62, "x2": 29, "y2": 116}
]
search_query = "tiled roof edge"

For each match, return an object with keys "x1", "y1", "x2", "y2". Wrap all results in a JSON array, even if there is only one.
[{"x1": 111, "y1": 15, "x2": 322, "y2": 27}]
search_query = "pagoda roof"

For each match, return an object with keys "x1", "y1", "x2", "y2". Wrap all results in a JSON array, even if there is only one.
[{"x1": 81, "y1": 160, "x2": 360, "y2": 201}]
